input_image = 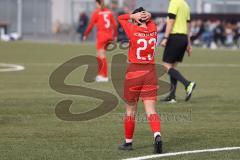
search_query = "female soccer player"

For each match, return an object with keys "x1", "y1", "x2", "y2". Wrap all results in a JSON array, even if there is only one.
[
  {"x1": 118, "y1": 7, "x2": 162, "y2": 154},
  {"x1": 84, "y1": 0, "x2": 117, "y2": 82}
]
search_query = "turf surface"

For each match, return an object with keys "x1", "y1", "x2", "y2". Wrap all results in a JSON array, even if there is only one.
[{"x1": 0, "y1": 41, "x2": 240, "y2": 160}]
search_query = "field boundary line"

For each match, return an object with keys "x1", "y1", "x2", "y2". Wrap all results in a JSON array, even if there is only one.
[
  {"x1": 122, "y1": 147, "x2": 240, "y2": 160},
  {"x1": 179, "y1": 64, "x2": 240, "y2": 67},
  {"x1": 16, "y1": 63, "x2": 240, "y2": 68}
]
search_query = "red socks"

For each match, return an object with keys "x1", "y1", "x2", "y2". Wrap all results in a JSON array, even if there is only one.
[
  {"x1": 124, "y1": 116, "x2": 135, "y2": 142},
  {"x1": 102, "y1": 58, "x2": 108, "y2": 77},
  {"x1": 123, "y1": 114, "x2": 161, "y2": 142},
  {"x1": 147, "y1": 114, "x2": 161, "y2": 137},
  {"x1": 97, "y1": 57, "x2": 108, "y2": 77}
]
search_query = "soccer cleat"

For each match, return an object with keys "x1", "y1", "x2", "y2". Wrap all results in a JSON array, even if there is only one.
[
  {"x1": 154, "y1": 135, "x2": 163, "y2": 154},
  {"x1": 185, "y1": 82, "x2": 196, "y2": 101},
  {"x1": 160, "y1": 96, "x2": 177, "y2": 103},
  {"x1": 95, "y1": 75, "x2": 109, "y2": 82},
  {"x1": 118, "y1": 142, "x2": 133, "y2": 151}
]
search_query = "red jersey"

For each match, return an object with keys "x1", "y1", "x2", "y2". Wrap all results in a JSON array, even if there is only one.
[
  {"x1": 84, "y1": 8, "x2": 117, "y2": 39},
  {"x1": 118, "y1": 14, "x2": 157, "y2": 64}
]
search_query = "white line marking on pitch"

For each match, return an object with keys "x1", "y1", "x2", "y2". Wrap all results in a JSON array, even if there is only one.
[
  {"x1": 122, "y1": 147, "x2": 240, "y2": 160},
  {"x1": 179, "y1": 64, "x2": 240, "y2": 67},
  {"x1": 0, "y1": 63, "x2": 25, "y2": 72},
  {"x1": 23, "y1": 63, "x2": 240, "y2": 68}
]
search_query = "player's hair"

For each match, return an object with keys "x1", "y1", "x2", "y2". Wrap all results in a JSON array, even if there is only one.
[
  {"x1": 132, "y1": 7, "x2": 145, "y2": 14},
  {"x1": 132, "y1": 7, "x2": 147, "y2": 24},
  {"x1": 96, "y1": 0, "x2": 105, "y2": 10},
  {"x1": 96, "y1": 0, "x2": 101, "y2": 4}
]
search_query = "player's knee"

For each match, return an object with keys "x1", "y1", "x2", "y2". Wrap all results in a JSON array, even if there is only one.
[
  {"x1": 163, "y1": 63, "x2": 174, "y2": 72},
  {"x1": 98, "y1": 55, "x2": 106, "y2": 59},
  {"x1": 125, "y1": 110, "x2": 136, "y2": 117},
  {"x1": 143, "y1": 100, "x2": 157, "y2": 116},
  {"x1": 97, "y1": 49, "x2": 106, "y2": 58},
  {"x1": 125, "y1": 104, "x2": 137, "y2": 116},
  {"x1": 145, "y1": 109, "x2": 157, "y2": 116}
]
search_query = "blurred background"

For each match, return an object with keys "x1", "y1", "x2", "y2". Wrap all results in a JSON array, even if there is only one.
[{"x1": 0, "y1": 0, "x2": 240, "y2": 49}]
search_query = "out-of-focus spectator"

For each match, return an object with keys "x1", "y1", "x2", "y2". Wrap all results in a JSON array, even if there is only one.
[
  {"x1": 234, "y1": 22, "x2": 240, "y2": 48},
  {"x1": 155, "y1": 17, "x2": 166, "y2": 46},
  {"x1": 190, "y1": 19, "x2": 204, "y2": 46},
  {"x1": 0, "y1": 21, "x2": 9, "y2": 34},
  {"x1": 77, "y1": 12, "x2": 88, "y2": 41},
  {"x1": 52, "y1": 20, "x2": 61, "y2": 34},
  {"x1": 123, "y1": 6, "x2": 131, "y2": 14},
  {"x1": 117, "y1": 6, "x2": 131, "y2": 41},
  {"x1": 0, "y1": 21, "x2": 21, "y2": 42},
  {"x1": 213, "y1": 20, "x2": 225, "y2": 47},
  {"x1": 188, "y1": 19, "x2": 240, "y2": 49},
  {"x1": 110, "y1": 1, "x2": 122, "y2": 17},
  {"x1": 225, "y1": 22, "x2": 235, "y2": 47},
  {"x1": 201, "y1": 20, "x2": 216, "y2": 48}
]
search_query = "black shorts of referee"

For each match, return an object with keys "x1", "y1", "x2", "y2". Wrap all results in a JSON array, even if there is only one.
[{"x1": 162, "y1": 33, "x2": 188, "y2": 63}]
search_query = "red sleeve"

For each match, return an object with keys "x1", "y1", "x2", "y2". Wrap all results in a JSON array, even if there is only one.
[
  {"x1": 118, "y1": 14, "x2": 133, "y2": 38},
  {"x1": 110, "y1": 14, "x2": 118, "y2": 38},
  {"x1": 84, "y1": 11, "x2": 98, "y2": 37}
]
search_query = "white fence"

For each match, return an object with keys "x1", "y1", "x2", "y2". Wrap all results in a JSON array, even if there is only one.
[{"x1": 0, "y1": 0, "x2": 51, "y2": 36}]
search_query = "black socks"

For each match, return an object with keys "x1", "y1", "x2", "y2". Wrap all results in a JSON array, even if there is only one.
[
  {"x1": 169, "y1": 76, "x2": 177, "y2": 98},
  {"x1": 168, "y1": 68, "x2": 190, "y2": 88}
]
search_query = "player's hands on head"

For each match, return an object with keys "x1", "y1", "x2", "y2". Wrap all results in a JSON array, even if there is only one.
[
  {"x1": 130, "y1": 12, "x2": 143, "y2": 24},
  {"x1": 131, "y1": 11, "x2": 151, "y2": 24},
  {"x1": 141, "y1": 11, "x2": 151, "y2": 22}
]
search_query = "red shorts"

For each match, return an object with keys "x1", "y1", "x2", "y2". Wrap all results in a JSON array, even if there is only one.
[
  {"x1": 96, "y1": 33, "x2": 113, "y2": 50},
  {"x1": 124, "y1": 63, "x2": 158, "y2": 103}
]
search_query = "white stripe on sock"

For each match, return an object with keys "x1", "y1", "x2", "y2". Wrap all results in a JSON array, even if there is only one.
[
  {"x1": 154, "y1": 132, "x2": 161, "y2": 139},
  {"x1": 126, "y1": 139, "x2": 133, "y2": 143}
]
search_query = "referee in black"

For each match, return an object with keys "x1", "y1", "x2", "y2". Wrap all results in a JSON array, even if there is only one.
[{"x1": 161, "y1": 0, "x2": 196, "y2": 103}]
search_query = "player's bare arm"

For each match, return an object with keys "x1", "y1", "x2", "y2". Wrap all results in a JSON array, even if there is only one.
[
  {"x1": 187, "y1": 22, "x2": 192, "y2": 56},
  {"x1": 83, "y1": 11, "x2": 97, "y2": 41},
  {"x1": 161, "y1": 18, "x2": 175, "y2": 47}
]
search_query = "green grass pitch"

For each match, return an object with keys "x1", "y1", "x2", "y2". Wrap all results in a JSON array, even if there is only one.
[{"x1": 0, "y1": 41, "x2": 240, "y2": 160}]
